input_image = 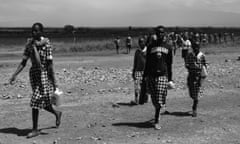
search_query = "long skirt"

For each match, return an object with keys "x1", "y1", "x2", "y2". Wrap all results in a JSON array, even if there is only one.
[
  {"x1": 187, "y1": 74, "x2": 203, "y2": 100},
  {"x1": 29, "y1": 67, "x2": 54, "y2": 109},
  {"x1": 147, "y1": 76, "x2": 168, "y2": 108},
  {"x1": 134, "y1": 71, "x2": 144, "y2": 99}
]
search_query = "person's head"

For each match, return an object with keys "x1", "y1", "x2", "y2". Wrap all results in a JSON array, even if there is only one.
[
  {"x1": 32, "y1": 22, "x2": 44, "y2": 40},
  {"x1": 192, "y1": 41, "x2": 200, "y2": 54},
  {"x1": 183, "y1": 31, "x2": 189, "y2": 40},
  {"x1": 154, "y1": 25, "x2": 165, "y2": 40},
  {"x1": 138, "y1": 37, "x2": 145, "y2": 50}
]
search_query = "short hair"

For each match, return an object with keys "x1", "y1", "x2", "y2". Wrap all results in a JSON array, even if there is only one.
[
  {"x1": 138, "y1": 37, "x2": 145, "y2": 43},
  {"x1": 192, "y1": 41, "x2": 200, "y2": 49},
  {"x1": 32, "y1": 22, "x2": 44, "y2": 33}
]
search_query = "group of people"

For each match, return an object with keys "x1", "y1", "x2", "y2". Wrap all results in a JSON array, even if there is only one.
[
  {"x1": 132, "y1": 26, "x2": 207, "y2": 130},
  {"x1": 114, "y1": 35, "x2": 132, "y2": 54},
  {"x1": 8, "y1": 23, "x2": 208, "y2": 139}
]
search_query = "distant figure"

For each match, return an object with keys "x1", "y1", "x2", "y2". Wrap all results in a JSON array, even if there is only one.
[
  {"x1": 202, "y1": 33, "x2": 208, "y2": 45},
  {"x1": 9, "y1": 22, "x2": 62, "y2": 138},
  {"x1": 114, "y1": 36, "x2": 121, "y2": 54},
  {"x1": 218, "y1": 33, "x2": 222, "y2": 43},
  {"x1": 223, "y1": 32, "x2": 228, "y2": 43},
  {"x1": 175, "y1": 33, "x2": 183, "y2": 53},
  {"x1": 214, "y1": 33, "x2": 218, "y2": 44},
  {"x1": 181, "y1": 32, "x2": 191, "y2": 62},
  {"x1": 231, "y1": 33, "x2": 235, "y2": 42},
  {"x1": 167, "y1": 32, "x2": 176, "y2": 55},
  {"x1": 126, "y1": 35, "x2": 132, "y2": 54},
  {"x1": 208, "y1": 33, "x2": 212, "y2": 44},
  {"x1": 170, "y1": 33, "x2": 178, "y2": 55},
  {"x1": 132, "y1": 37, "x2": 147, "y2": 105},
  {"x1": 185, "y1": 42, "x2": 207, "y2": 117},
  {"x1": 143, "y1": 26, "x2": 173, "y2": 130}
]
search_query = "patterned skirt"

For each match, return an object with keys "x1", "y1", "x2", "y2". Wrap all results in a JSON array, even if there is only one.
[
  {"x1": 187, "y1": 74, "x2": 203, "y2": 100},
  {"x1": 147, "y1": 76, "x2": 168, "y2": 107},
  {"x1": 134, "y1": 71, "x2": 144, "y2": 95},
  {"x1": 29, "y1": 67, "x2": 54, "y2": 109}
]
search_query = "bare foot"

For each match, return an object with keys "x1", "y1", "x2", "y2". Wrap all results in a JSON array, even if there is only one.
[{"x1": 56, "y1": 111, "x2": 62, "y2": 128}]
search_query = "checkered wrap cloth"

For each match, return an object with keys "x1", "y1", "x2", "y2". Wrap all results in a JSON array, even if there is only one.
[
  {"x1": 185, "y1": 51, "x2": 206, "y2": 100},
  {"x1": 134, "y1": 71, "x2": 144, "y2": 94},
  {"x1": 24, "y1": 37, "x2": 54, "y2": 109},
  {"x1": 147, "y1": 76, "x2": 168, "y2": 107},
  {"x1": 187, "y1": 74, "x2": 203, "y2": 100},
  {"x1": 29, "y1": 68, "x2": 54, "y2": 109}
]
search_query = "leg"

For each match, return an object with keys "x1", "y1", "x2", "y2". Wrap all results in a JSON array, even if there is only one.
[
  {"x1": 150, "y1": 93, "x2": 162, "y2": 129},
  {"x1": 151, "y1": 93, "x2": 162, "y2": 129},
  {"x1": 27, "y1": 108, "x2": 40, "y2": 138},
  {"x1": 192, "y1": 99, "x2": 198, "y2": 117},
  {"x1": 32, "y1": 108, "x2": 39, "y2": 130},
  {"x1": 132, "y1": 79, "x2": 139, "y2": 105},
  {"x1": 116, "y1": 46, "x2": 119, "y2": 54},
  {"x1": 134, "y1": 90, "x2": 139, "y2": 104},
  {"x1": 44, "y1": 105, "x2": 62, "y2": 127},
  {"x1": 154, "y1": 105, "x2": 162, "y2": 130},
  {"x1": 161, "y1": 96, "x2": 169, "y2": 114}
]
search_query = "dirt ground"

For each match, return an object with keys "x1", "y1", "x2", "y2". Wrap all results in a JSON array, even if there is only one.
[{"x1": 0, "y1": 46, "x2": 240, "y2": 144}]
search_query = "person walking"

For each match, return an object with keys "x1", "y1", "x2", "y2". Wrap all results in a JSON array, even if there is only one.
[
  {"x1": 143, "y1": 26, "x2": 173, "y2": 130},
  {"x1": 181, "y1": 32, "x2": 191, "y2": 62},
  {"x1": 126, "y1": 35, "x2": 132, "y2": 54},
  {"x1": 9, "y1": 22, "x2": 62, "y2": 138},
  {"x1": 114, "y1": 36, "x2": 121, "y2": 54},
  {"x1": 132, "y1": 37, "x2": 147, "y2": 105},
  {"x1": 185, "y1": 42, "x2": 207, "y2": 117}
]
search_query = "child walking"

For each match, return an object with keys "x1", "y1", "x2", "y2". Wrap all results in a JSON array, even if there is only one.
[
  {"x1": 9, "y1": 22, "x2": 62, "y2": 138},
  {"x1": 132, "y1": 37, "x2": 147, "y2": 105},
  {"x1": 185, "y1": 42, "x2": 207, "y2": 117}
]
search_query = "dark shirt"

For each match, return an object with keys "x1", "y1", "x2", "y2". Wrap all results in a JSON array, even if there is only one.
[
  {"x1": 144, "y1": 36, "x2": 173, "y2": 81},
  {"x1": 185, "y1": 51, "x2": 206, "y2": 76},
  {"x1": 133, "y1": 48, "x2": 146, "y2": 72}
]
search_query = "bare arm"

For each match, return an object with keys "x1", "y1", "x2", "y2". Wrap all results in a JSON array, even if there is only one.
[
  {"x1": 132, "y1": 50, "x2": 138, "y2": 79},
  {"x1": 47, "y1": 60, "x2": 57, "y2": 90},
  {"x1": 167, "y1": 47, "x2": 173, "y2": 81},
  {"x1": 9, "y1": 57, "x2": 28, "y2": 84},
  {"x1": 32, "y1": 45, "x2": 41, "y2": 68}
]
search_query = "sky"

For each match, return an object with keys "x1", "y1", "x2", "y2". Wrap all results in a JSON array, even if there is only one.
[{"x1": 1, "y1": 0, "x2": 240, "y2": 27}]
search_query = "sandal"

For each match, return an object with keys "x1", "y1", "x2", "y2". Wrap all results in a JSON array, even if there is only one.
[
  {"x1": 192, "y1": 111, "x2": 197, "y2": 117},
  {"x1": 154, "y1": 123, "x2": 161, "y2": 130},
  {"x1": 56, "y1": 111, "x2": 62, "y2": 128},
  {"x1": 26, "y1": 130, "x2": 40, "y2": 138}
]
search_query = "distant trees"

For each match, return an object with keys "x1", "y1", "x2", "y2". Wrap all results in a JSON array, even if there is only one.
[{"x1": 64, "y1": 25, "x2": 75, "y2": 33}]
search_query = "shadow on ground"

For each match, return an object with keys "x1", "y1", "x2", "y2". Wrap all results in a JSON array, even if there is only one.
[
  {"x1": 117, "y1": 102, "x2": 138, "y2": 107},
  {"x1": 162, "y1": 111, "x2": 193, "y2": 117},
  {"x1": 0, "y1": 127, "x2": 32, "y2": 136},
  {"x1": 0, "y1": 126, "x2": 55, "y2": 137},
  {"x1": 112, "y1": 119, "x2": 154, "y2": 128}
]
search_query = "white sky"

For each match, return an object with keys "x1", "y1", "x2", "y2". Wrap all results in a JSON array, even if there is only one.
[{"x1": 0, "y1": 0, "x2": 240, "y2": 27}]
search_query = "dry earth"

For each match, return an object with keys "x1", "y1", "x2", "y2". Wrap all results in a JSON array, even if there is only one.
[{"x1": 0, "y1": 46, "x2": 240, "y2": 144}]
